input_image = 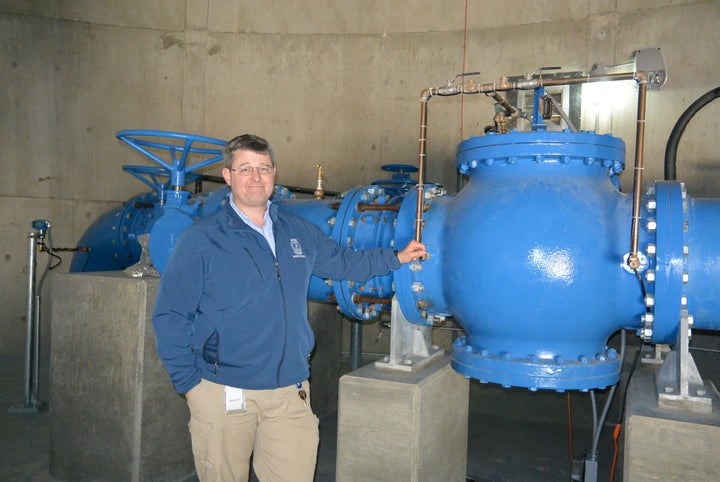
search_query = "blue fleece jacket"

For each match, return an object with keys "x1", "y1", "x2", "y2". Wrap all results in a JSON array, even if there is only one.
[{"x1": 152, "y1": 202, "x2": 400, "y2": 394}]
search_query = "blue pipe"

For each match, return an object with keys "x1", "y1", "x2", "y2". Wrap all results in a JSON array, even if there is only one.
[{"x1": 70, "y1": 128, "x2": 720, "y2": 391}]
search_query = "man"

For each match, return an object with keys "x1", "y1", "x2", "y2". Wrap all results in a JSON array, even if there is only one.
[{"x1": 152, "y1": 133, "x2": 426, "y2": 482}]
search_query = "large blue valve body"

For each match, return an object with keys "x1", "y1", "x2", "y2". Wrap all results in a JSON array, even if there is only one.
[
  {"x1": 395, "y1": 131, "x2": 637, "y2": 390},
  {"x1": 393, "y1": 131, "x2": 720, "y2": 390},
  {"x1": 71, "y1": 129, "x2": 720, "y2": 391}
]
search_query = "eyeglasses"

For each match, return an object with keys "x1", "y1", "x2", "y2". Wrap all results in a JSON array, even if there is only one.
[{"x1": 229, "y1": 165, "x2": 275, "y2": 176}]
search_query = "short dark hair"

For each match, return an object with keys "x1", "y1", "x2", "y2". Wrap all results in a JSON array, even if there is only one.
[{"x1": 224, "y1": 134, "x2": 276, "y2": 168}]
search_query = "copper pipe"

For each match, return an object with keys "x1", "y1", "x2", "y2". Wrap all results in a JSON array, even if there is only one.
[
  {"x1": 627, "y1": 72, "x2": 648, "y2": 269},
  {"x1": 415, "y1": 91, "x2": 431, "y2": 242},
  {"x1": 487, "y1": 92, "x2": 522, "y2": 119},
  {"x1": 431, "y1": 72, "x2": 639, "y2": 97},
  {"x1": 538, "y1": 72, "x2": 637, "y2": 89},
  {"x1": 356, "y1": 202, "x2": 401, "y2": 212},
  {"x1": 418, "y1": 70, "x2": 649, "y2": 265},
  {"x1": 352, "y1": 293, "x2": 392, "y2": 305}
]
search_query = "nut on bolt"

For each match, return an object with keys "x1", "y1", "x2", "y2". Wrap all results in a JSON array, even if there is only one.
[{"x1": 627, "y1": 253, "x2": 641, "y2": 269}]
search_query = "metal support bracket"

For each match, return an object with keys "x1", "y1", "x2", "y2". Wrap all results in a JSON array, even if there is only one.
[
  {"x1": 640, "y1": 343, "x2": 670, "y2": 365},
  {"x1": 655, "y1": 310, "x2": 713, "y2": 413},
  {"x1": 375, "y1": 297, "x2": 443, "y2": 372}
]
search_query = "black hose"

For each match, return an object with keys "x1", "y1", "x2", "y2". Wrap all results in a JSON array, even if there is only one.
[{"x1": 664, "y1": 86, "x2": 720, "y2": 180}]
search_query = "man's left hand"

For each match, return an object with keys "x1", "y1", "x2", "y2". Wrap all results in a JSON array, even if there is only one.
[{"x1": 397, "y1": 240, "x2": 427, "y2": 263}]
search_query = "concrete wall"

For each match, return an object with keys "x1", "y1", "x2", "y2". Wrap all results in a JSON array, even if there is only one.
[{"x1": 2, "y1": 0, "x2": 719, "y2": 356}]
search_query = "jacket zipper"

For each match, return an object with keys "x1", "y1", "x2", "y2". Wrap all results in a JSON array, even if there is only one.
[{"x1": 275, "y1": 258, "x2": 290, "y2": 387}]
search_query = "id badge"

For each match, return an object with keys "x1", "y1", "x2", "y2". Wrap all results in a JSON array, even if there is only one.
[{"x1": 224, "y1": 386, "x2": 246, "y2": 413}]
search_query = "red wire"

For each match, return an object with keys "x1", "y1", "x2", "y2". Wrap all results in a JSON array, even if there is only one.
[
  {"x1": 609, "y1": 423, "x2": 622, "y2": 481},
  {"x1": 567, "y1": 392, "x2": 574, "y2": 461}
]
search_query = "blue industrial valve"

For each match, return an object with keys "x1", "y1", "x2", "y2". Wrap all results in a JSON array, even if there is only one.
[
  {"x1": 71, "y1": 64, "x2": 720, "y2": 393},
  {"x1": 390, "y1": 130, "x2": 720, "y2": 390}
]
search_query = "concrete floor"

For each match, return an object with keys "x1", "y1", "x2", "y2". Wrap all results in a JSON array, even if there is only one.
[{"x1": 1, "y1": 351, "x2": 629, "y2": 482}]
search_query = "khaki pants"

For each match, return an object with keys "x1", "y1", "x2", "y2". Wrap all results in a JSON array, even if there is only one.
[{"x1": 186, "y1": 379, "x2": 319, "y2": 482}]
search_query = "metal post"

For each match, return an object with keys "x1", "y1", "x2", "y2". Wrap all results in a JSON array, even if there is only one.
[
  {"x1": 24, "y1": 231, "x2": 37, "y2": 407},
  {"x1": 33, "y1": 293, "x2": 41, "y2": 401},
  {"x1": 349, "y1": 321, "x2": 362, "y2": 371},
  {"x1": 8, "y1": 231, "x2": 42, "y2": 413}
]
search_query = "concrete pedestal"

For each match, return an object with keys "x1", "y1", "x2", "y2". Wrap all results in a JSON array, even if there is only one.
[
  {"x1": 336, "y1": 355, "x2": 469, "y2": 482},
  {"x1": 624, "y1": 360, "x2": 720, "y2": 481},
  {"x1": 48, "y1": 272, "x2": 344, "y2": 481},
  {"x1": 49, "y1": 272, "x2": 193, "y2": 482}
]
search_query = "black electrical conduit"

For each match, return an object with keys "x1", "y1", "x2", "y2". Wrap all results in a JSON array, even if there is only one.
[{"x1": 664, "y1": 86, "x2": 720, "y2": 181}]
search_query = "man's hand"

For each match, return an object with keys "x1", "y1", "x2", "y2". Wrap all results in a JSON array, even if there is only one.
[
  {"x1": 184, "y1": 382, "x2": 202, "y2": 401},
  {"x1": 396, "y1": 240, "x2": 427, "y2": 263}
]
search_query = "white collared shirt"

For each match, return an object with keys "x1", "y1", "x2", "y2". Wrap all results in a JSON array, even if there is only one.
[{"x1": 229, "y1": 196, "x2": 276, "y2": 256}]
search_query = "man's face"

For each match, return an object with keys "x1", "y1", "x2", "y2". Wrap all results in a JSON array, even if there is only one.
[{"x1": 222, "y1": 149, "x2": 276, "y2": 211}]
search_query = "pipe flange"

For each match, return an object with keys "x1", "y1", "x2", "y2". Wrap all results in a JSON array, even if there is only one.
[
  {"x1": 331, "y1": 186, "x2": 398, "y2": 320},
  {"x1": 646, "y1": 181, "x2": 689, "y2": 344},
  {"x1": 451, "y1": 338, "x2": 622, "y2": 391},
  {"x1": 456, "y1": 130, "x2": 625, "y2": 175}
]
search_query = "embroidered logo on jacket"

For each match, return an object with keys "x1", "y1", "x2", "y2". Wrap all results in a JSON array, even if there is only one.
[{"x1": 290, "y1": 238, "x2": 306, "y2": 258}]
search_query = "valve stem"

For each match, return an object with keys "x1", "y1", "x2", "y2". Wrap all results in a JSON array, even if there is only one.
[{"x1": 314, "y1": 164, "x2": 325, "y2": 200}]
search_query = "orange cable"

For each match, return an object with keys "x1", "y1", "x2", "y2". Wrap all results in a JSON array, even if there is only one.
[{"x1": 609, "y1": 423, "x2": 622, "y2": 481}]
